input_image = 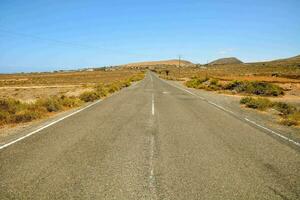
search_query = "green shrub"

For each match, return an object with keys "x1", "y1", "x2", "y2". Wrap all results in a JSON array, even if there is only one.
[
  {"x1": 121, "y1": 80, "x2": 131, "y2": 87},
  {"x1": 185, "y1": 77, "x2": 208, "y2": 88},
  {"x1": 129, "y1": 74, "x2": 145, "y2": 82},
  {"x1": 36, "y1": 97, "x2": 63, "y2": 112},
  {"x1": 272, "y1": 102, "x2": 297, "y2": 115},
  {"x1": 224, "y1": 80, "x2": 244, "y2": 90},
  {"x1": 245, "y1": 82, "x2": 284, "y2": 96},
  {"x1": 107, "y1": 83, "x2": 120, "y2": 93},
  {"x1": 240, "y1": 97, "x2": 300, "y2": 126},
  {"x1": 240, "y1": 97, "x2": 272, "y2": 110},
  {"x1": 95, "y1": 84, "x2": 109, "y2": 97},
  {"x1": 13, "y1": 110, "x2": 41, "y2": 123},
  {"x1": 225, "y1": 81, "x2": 284, "y2": 96},
  {"x1": 0, "y1": 111, "x2": 9, "y2": 125},
  {"x1": 240, "y1": 97, "x2": 252, "y2": 104},
  {"x1": 206, "y1": 79, "x2": 222, "y2": 90},
  {"x1": 0, "y1": 98, "x2": 24, "y2": 114},
  {"x1": 281, "y1": 112, "x2": 300, "y2": 126},
  {"x1": 59, "y1": 96, "x2": 83, "y2": 108},
  {"x1": 210, "y1": 79, "x2": 219, "y2": 85},
  {"x1": 79, "y1": 91, "x2": 100, "y2": 102}
]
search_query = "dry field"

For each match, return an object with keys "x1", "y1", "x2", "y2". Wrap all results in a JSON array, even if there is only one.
[
  {"x1": 123, "y1": 59, "x2": 193, "y2": 68},
  {"x1": 155, "y1": 63, "x2": 300, "y2": 99},
  {"x1": 0, "y1": 69, "x2": 143, "y2": 102},
  {"x1": 0, "y1": 68, "x2": 144, "y2": 129}
]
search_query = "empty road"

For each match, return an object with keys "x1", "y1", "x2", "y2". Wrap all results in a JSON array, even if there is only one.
[{"x1": 1, "y1": 72, "x2": 299, "y2": 199}]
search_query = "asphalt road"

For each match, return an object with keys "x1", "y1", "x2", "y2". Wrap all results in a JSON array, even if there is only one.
[{"x1": 0, "y1": 72, "x2": 299, "y2": 199}]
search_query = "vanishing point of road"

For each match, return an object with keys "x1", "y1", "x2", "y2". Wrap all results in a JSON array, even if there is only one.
[{"x1": 1, "y1": 72, "x2": 299, "y2": 199}]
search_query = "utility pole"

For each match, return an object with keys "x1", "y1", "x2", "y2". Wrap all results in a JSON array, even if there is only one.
[{"x1": 178, "y1": 55, "x2": 182, "y2": 77}]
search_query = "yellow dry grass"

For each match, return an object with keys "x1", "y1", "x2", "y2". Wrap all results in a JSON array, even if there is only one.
[{"x1": 0, "y1": 69, "x2": 143, "y2": 102}]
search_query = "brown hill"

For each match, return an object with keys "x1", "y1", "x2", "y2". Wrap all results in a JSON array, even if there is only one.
[
  {"x1": 268, "y1": 55, "x2": 300, "y2": 63},
  {"x1": 248, "y1": 55, "x2": 300, "y2": 66},
  {"x1": 209, "y1": 57, "x2": 243, "y2": 65},
  {"x1": 123, "y1": 59, "x2": 194, "y2": 68}
]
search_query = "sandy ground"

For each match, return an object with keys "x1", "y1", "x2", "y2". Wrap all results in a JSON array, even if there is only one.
[{"x1": 0, "y1": 85, "x2": 93, "y2": 102}]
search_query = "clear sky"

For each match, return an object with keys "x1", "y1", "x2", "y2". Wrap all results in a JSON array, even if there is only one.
[{"x1": 0, "y1": 0, "x2": 299, "y2": 73}]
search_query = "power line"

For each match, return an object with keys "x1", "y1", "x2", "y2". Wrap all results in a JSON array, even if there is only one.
[{"x1": 0, "y1": 28, "x2": 154, "y2": 58}]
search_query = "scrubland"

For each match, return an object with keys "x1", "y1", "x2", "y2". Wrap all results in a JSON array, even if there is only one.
[{"x1": 0, "y1": 69, "x2": 144, "y2": 127}]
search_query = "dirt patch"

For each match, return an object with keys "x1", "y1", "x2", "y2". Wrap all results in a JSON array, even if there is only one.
[{"x1": 0, "y1": 86, "x2": 92, "y2": 103}]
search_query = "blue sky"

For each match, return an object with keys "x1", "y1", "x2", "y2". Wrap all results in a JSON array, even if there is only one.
[{"x1": 0, "y1": 0, "x2": 299, "y2": 73}]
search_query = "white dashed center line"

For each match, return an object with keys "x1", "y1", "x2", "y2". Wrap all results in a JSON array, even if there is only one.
[{"x1": 152, "y1": 93, "x2": 155, "y2": 115}]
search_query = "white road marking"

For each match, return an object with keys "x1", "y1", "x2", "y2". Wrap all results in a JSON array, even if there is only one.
[
  {"x1": 152, "y1": 93, "x2": 155, "y2": 115},
  {"x1": 155, "y1": 73, "x2": 300, "y2": 148},
  {"x1": 244, "y1": 118, "x2": 300, "y2": 147},
  {"x1": 207, "y1": 100, "x2": 235, "y2": 115},
  {"x1": 150, "y1": 74, "x2": 153, "y2": 82},
  {"x1": 159, "y1": 77, "x2": 205, "y2": 100},
  {"x1": 149, "y1": 134, "x2": 157, "y2": 199},
  {"x1": 149, "y1": 135, "x2": 155, "y2": 180},
  {"x1": 0, "y1": 100, "x2": 102, "y2": 150}
]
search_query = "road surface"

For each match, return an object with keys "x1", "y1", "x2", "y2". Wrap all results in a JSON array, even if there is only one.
[{"x1": 1, "y1": 72, "x2": 299, "y2": 199}]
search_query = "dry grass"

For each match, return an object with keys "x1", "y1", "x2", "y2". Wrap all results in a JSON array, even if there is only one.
[
  {"x1": 240, "y1": 97, "x2": 300, "y2": 126},
  {"x1": 0, "y1": 70, "x2": 145, "y2": 127},
  {"x1": 0, "y1": 69, "x2": 144, "y2": 102},
  {"x1": 123, "y1": 59, "x2": 193, "y2": 68},
  {"x1": 0, "y1": 69, "x2": 142, "y2": 87},
  {"x1": 155, "y1": 64, "x2": 300, "y2": 83},
  {"x1": 154, "y1": 60, "x2": 300, "y2": 98}
]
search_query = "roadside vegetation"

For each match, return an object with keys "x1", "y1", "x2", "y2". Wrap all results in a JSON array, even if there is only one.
[
  {"x1": 185, "y1": 78, "x2": 284, "y2": 96},
  {"x1": 240, "y1": 97, "x2": 300, "y2": 126},
  {"x1": 153, "y1": 61, "x2": 300, "y2": 128},
  {"x1": 0, "y1": 73, "x2": 144, "y2": 127}
]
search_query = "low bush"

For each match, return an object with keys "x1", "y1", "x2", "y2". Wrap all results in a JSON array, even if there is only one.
[
  {"x1": 272, "y1": 102, "x2": 297, "y2": 116},
  {"x1": 223, "y1": 80, "x2": 244, "y2": 91},
  {"x1": 240, "y1": 97, "x2": 272, "y2": 110},
  {"x1": 245, "y1": 82, "x2": 284, "y2": 96},
  {"x1": 79, "y1": 91, "x2": 100, "y2": 102},
  {"x1": 224, "y1": 80, "x2": 284, "y2": 96},
  {"x1": 59, "y1": 96, "x2": 83, "y2": 108},
  {"x1": 94, "y1": 84, "x2": 109, "y2": 97},
  {"x1": 0, "y1": 99, "x2": 45, "y2": 125},
  {"x1": 121, "y1": 80, "x2": 131, "y2": 88},
  {"x1": 185, "y1": 77, "x2": 208, "y2": 88},
  {"x1": 14, "y1": 110, "x2": 42, "y2": 123},
  {"x1": 186, "y1": 77, "x2": 223, "y2": 91},
  {"x1": 128, "y1": 74, "x2": 145, "y2": 82},
  {"x1": 0, "y1": 98, "x2": 25, "y2": 114},
  {"x1": 240, "y1": 97, "x2": 300, "y2": 126},
  {"x1": 106, "y1": 83, "x2": 120, "y2": 93},
  {"x1": 0, "y1": 111, "x2": 9, "y2": 125},
  {"x1": 36, "y1": 97, "x2": 63, "y2": 112},
  {"x1": 209, "y1": 79, "x2": 219, "y2": 85},
  {"x1": 206, "y1": 79, "x2": 222, "y2": 91},
  {"x1": 280, "y1": 112, "x2": 300, "y2": 126}
]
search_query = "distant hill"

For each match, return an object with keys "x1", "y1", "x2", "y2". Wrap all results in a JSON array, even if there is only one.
[
  {"x1": 123, "y1": 59, "x2": 194, "y2": 68},
  {"x1": 268, "y1": 55, "x2": 300, "y2": 63},
  {"x1": 208, "y1": 57, "x2": 243, "y2": 65},
  {"x1": 247, "y1": 55, "x2": 300, "y2": 66}
]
